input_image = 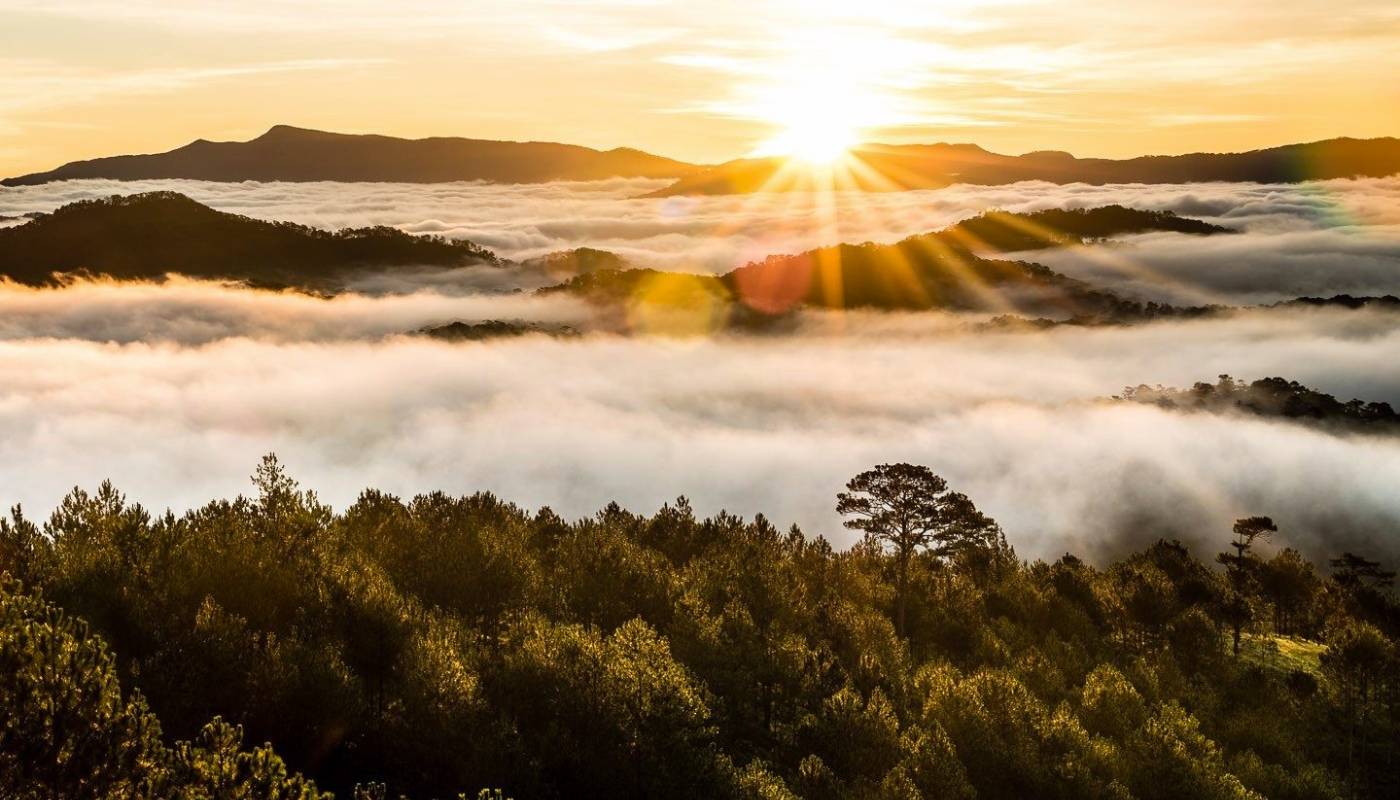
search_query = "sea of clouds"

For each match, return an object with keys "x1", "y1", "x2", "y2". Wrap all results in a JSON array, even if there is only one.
[
  {"x1": 1, "y1": 176, "x2": 1399, "y2": 563},
  {"x1": 3, "y1": 176, "x2": 1398, "y2": 304},
  {"x1": 2, "y1": 300, "x2": 1399, "y2": 563}
]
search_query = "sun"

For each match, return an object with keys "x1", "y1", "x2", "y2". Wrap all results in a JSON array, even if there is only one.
[
  {"x1": 744, "y1": 63, "x2": 882, "y2": 167},
  {"x1": 761, "y1": 121, "x2": 858, "y2": 165},
  {"x1": 753, "y1": 95, "x2": 862, "y2": 165}
]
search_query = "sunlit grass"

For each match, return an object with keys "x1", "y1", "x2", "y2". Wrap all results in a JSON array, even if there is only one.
[{"x1": 1238, "y1": 633, "x2": 1326, "y2": 676}]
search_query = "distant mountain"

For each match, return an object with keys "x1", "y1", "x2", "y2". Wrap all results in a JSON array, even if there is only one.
[
  {"x1": 2, "y1": 125, "x2": 703, "y2": 186},
  {"x1": 0, "y1": 192, "x2": 498, "y2": 289},
  {"x1": 647, "y1": 137, "x2": 1400, "y2": 196},
  {"x1": 542, "y1": 205, "x2": 1229, "y2": 319}
]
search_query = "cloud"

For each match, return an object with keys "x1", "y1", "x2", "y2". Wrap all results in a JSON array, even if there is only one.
[
  {"x1": 0, "y1": 277, "x2": 596, "y2": 345},
  {"x1": 2, "y1": 304, "x2": 1400, "y2": 565},
  {"x1": 1030, "y1": 227, "x2": 1400, "y2": 305}
]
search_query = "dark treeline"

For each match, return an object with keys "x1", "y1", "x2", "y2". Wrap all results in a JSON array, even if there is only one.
[
  {"x1": 417, "y1": 320, "x2": 580, "y2": 342},
  {"x1": 1274, "y1": 295, "x2": 1400, "y2": 311},
  {"x1": 1118, "y1": 375, "x2": 1400, "y2": 432},
  {"x1": 2, "y1": 459, "x2": 1398, "y2": 799}
]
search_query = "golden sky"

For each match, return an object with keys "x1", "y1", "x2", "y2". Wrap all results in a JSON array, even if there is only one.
[{"x1": 1, "y1": 0, "x2": 1397, "y2": 176}]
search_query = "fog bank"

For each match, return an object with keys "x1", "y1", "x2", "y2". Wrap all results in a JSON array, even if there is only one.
[
  {"x1": 4, "y1": 307, "x2": 1399, "y2": 563},
  {"x1": 0, "y1": 277, "x2": 596, "y2": 344}
]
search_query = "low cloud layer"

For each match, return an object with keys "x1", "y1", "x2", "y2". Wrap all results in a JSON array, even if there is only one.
[
  {"x1": 1030, "y1": 227, "x2": 1400, "y2": 305},
  {"x1": 0, "y1": 277, "x2": 596, "y2": 344},
  {"x1": 3, "y1": 178, "x2": 1398, "y2": 306},
  {"x1": 3, "y1": 306, "x2": 1400, "y2": 564}
]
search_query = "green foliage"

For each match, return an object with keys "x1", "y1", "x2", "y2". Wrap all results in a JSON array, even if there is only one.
[
  {"x1": 2, "y1": 458, "x2": 1398, "y2": 798},
  {"x1": 0, "y1": 575, "x2": 326, "y2": 798},
  {"x1": 488, "y1": 616, "x2": 726, "y2": 797}
]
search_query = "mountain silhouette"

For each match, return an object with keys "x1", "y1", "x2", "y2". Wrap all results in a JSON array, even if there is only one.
[
  {"x1": 0, "y1": 192, "x2": 498, "y2": 288},
  {"x1": 2, "y1": 125, "x2": 703, "y2": 186},
  {"x1": 542, "y1": 205, "x2": 1229, "y2": 319},
  {"x1": 9, "y1": 129, "x2": 1399, "y2": 191},
  {"x1": 646, "y1": 137, "x2": 1400, "y2": 196}
]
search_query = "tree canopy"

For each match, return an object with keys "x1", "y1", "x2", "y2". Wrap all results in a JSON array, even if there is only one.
[{"x1": 0, "y1": 460, "x2": 1396, "y2": 799}]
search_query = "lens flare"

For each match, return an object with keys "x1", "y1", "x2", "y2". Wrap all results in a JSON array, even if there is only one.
[{"x1": 626, "y1": 272, "x2": 731, "y2": 336}]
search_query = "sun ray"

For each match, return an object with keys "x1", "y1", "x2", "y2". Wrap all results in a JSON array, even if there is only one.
[{"x1": 956, "y1": 210, "x2": 1229, "y2": 308}]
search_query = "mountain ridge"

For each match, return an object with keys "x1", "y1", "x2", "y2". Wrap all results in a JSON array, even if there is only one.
[
  {"x1": 646, "y1": 136, "x2": 1400, "y2": 196},
  {"x1": 7, "y1": 127, "x2": 1399, "y2": 190},
  {"x1": 2, "y1": 125, "x2": 704, "y2": 186}
]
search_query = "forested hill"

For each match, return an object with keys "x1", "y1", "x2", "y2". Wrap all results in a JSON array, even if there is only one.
[
  {"x1": 1117, "y1": 375, "x2": 1400, "y2": 433},
  {"x1": 2, "y1": 125, "x2": 703, "y2": 186},
  {"x1": 0, "y1": 191, "x2": 498, "y2": 288},
  {"x1": 945, "y1": 205, "x2": 1231, "y2": 251},
  {"x1": 1, "y1": 459, "x2": 1397, "y2": 798},
  {"x1": 544, "y1": 205, "x2": 1227, "y2": 320},
  {"x1": 646, "y1": 136, "x2": 1400, "y2": 196}
]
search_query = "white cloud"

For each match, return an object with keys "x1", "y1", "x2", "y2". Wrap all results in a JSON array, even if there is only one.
[
  {"x1": 0, "y1": 276, "x2": 595, "y2": 344},
  {"x1": 2, "y1": 305, "x2": 1400, "y2": 564}
]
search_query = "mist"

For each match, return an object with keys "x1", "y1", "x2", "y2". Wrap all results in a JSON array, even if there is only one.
[
  {"x1": 3, "y1": 303, "x2": 1399, "y2": 564},
  {"x1": 0, "y1": 276, "x2": 597, "y2": 344},
  {"x1": 1028, "y1": 227, "x2": 1400, "y2": 305}
]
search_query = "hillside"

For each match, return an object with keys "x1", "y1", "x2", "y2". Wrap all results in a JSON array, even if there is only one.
[
  {"x1": 544, "y1": 206, "x2": 1229, "y2": 319},
  {"x1": 939, "y1": 205, "x2": 1231, "y2": 251},
  {"x1": 2, "y1": 125, "x2": 703, "y2": 186},
  {"x1": 2, "y1": 461, "x2": 1396, "y2": 798},
  {"x1": 647, "y1": 137, "x2": 1400, "y2": 196},
  {"x1": 1117, "y1": 375, "x2": 1400, "y2": 433},
  {"x1": 0, "y1": 191, "x2": 498, "y2": 288}
]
